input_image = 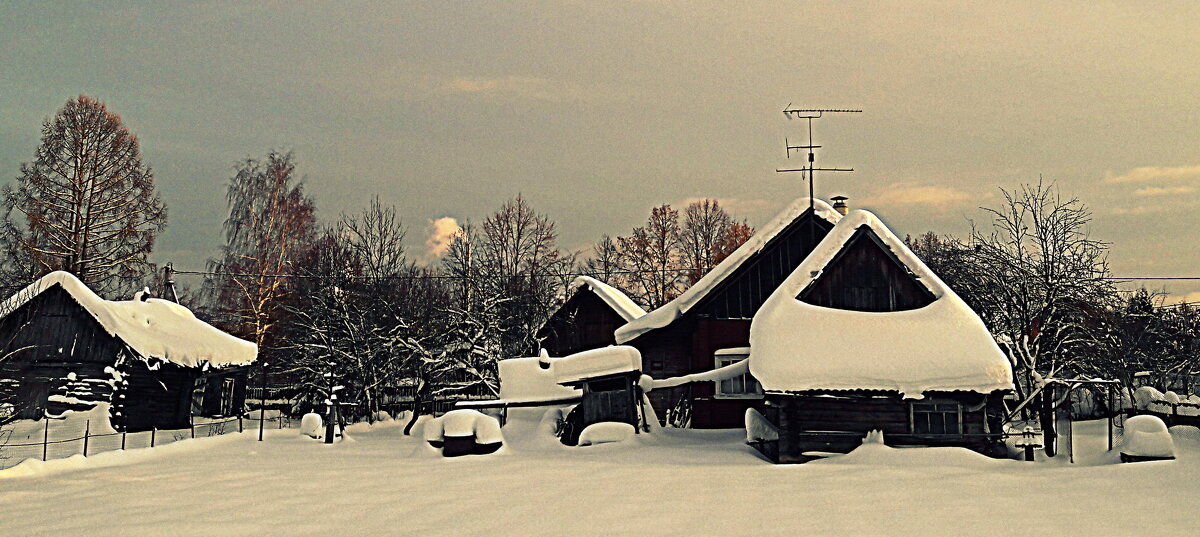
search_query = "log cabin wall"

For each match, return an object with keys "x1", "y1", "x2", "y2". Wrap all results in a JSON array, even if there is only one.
[
  {"x1": 116, "y1": 357, "x2": 196, "y2": 432},
  {"x1": 0, "y1": 285, "x2": 125, "y2": 419},
  {"x1": 765, "y1": 391, "x2": 1008, "y2": 463}
]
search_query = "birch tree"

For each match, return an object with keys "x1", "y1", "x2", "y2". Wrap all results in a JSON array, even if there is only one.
[
  {"x1": 1, "y1": 95, "x2": 167, "y2": 295},
  {"x1": 208, "y1": 151, "x2": 317, "y2": 349}
]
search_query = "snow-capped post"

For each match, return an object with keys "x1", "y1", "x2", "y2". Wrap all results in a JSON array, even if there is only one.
[
  {"x1": 324, "y1": 362, "x2": 336, "y2": 444},
  {"x1": 258, "y1": 361, "x2": 269, "y2": 442},
  {"x1": 82, "y1": 420, "x2": 90, "y2": 456},
  {"x1": 1015, "y1": 426, "x2": 1042, "y2": 462}
]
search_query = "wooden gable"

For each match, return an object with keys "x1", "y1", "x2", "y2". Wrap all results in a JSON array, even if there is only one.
[
  {"x1": 797, "y1": 226, "x2": 935, "y2": 312},
  {"x1": 693, "y1": 209, "x2": 836, "y2": 319},
  {"x1": 537, "y1": 289, "x2": 628, "y2": 356}
]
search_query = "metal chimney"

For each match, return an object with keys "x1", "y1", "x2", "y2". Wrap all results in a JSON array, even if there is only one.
[{"x1": 831, "y1": 195, "x2": 849, "y2": 216}]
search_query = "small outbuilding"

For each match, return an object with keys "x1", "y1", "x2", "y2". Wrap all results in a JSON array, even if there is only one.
[
  {"x1": 0, "y1": 271, "x2": 257, "y2": 431},
  {"x1": 748, "y1": 210, "x2": 1014, "y2": 463}
]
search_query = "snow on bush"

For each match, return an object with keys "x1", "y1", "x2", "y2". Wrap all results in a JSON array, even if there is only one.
[
  {"x1": 577, "y1": 422, "x2": 635, "y2": 446},
  {"x1": 1134, "y1": 386, "x2": 1163, "y2": 410},
  {"x1": 300, "y1": 413, "x2": 323, "y2": 438},
  {"x1": 1163, "y1": 391, "x2": 1181, "y2": 405},
  {"x1": 744, "y1": 408, "x2": 778, "y2": 443},
  {"x1": 371, "y1": 411, "x2": 392, "y2": 422},
  {"x1": 1120, "y1": 415, "x2": 1175, "y2": 459}
]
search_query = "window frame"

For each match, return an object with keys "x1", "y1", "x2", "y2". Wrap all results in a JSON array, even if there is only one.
[
  {"x1": 712, "y1": 353, "x2": 763, "y2": 399},
  {"x1": 909, "y1": 401, "x2": 964, "y2": 436}
]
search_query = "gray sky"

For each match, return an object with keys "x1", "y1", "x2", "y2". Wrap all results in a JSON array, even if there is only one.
[{"x1": 1, "y1": 1, "x2": 1198, "y2": 299}]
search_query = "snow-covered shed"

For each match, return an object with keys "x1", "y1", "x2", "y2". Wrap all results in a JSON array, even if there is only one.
[
  {"x1": 614, "y1": 198, "x2": 842, "y2": 428},
  {"x1": 748, "y1": 210, "x2": 1014, "y2": 463},
  {"x1": 0, "y1": 271, "x2": 257, "y2": 431},
  {"x1": 536, "y1": 276, "x2": 645, "y2": 357}
]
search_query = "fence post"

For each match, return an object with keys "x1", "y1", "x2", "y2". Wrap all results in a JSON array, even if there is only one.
[
  {"x1": 42, "y1": 417, "x2": 49, "y2": 462},
  {"x1": 122, "y1": 430, "x2": 127, "y2": 450},
  {"x1": 150, "y1": 427, "x2": 156, "y2": 448},
  {"x1": 83, "y1": 420, "x2": 90, "y2": 457},
  {"x1": 258, "y1": 361, "x2": 268, "y2": 441},
  {"x1": 190, "y1": 414, "x2": 195, "y2": 439},
  {"x1": 239, "y1": 416, "x2": 243, "y2": 434}
]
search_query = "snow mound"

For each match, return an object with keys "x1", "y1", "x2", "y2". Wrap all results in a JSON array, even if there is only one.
[
  {"x1": 1121, "y1": 415, "x2": 1175, "y2": 459},
  {"x1": 300, "y1": 413, "x2": 323, "y2": 438},
  {"x1": 616, "y1": 198, "x2": 841, "y2": 343},
  {"x1": 0, "y1": 271, "x2": 256, "y2": 367},
  {"x1": 568, "y1": 276, "x2": 645, "y2": 321},
  {"x1": 819, "y1": 442, "x2": 1004, "y2": 467},
  {"x1": 1133, "y1": 386, "x2": 1163, "y2": 410},
  {"x1": 577, "y1": 422, "x2": 636, "y2": 446},
  {"x1": 744, "y1": 408, "x2": 778, "y2": 443},
  {"x1": 553, "y1": 346, "x2": 641, "y2": 385},
  {"x1": 438, "y1": 409, "x2": 503, "y2": 444},
  {"x1": 749, "y1": 210, "x2": 1013, "y2": 397},
  {"x1": 496, "y1": 356, "x2": 581, "y2": 404}
]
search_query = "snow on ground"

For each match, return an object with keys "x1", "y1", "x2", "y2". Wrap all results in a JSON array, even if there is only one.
[{"x1": 1, "y1": 417, "x2": 1199, "y2": 536}]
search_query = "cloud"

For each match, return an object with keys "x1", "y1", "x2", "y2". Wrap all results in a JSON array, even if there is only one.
[
  {"x1": 443, "y1": 76, "x2": 611, "y2": 103},
  {"x1": 676, "y1": 197, "x2": 773, "y2": 217},
  {"x1": 1111, "y1": 206, "x2": 1156, "y2": 215},
  {"x1": 859, "y1": 183, "x2": 978, "y2": 208},
  {"x1": 1104, "y1": 165, "x2": 1200, "y2": 184},
  {"x1": 424, "y1": 217, "x2": 462, "y2": 260},
  {"x1": 1133, "y1": 185, "x2": 1197, "y2": 197}
]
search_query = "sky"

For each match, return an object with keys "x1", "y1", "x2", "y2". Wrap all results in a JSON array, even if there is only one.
[{"x1": 1, "y1": 1, "x2": 1198, "y2": 300}]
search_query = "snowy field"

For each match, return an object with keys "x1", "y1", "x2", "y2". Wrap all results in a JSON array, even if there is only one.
[{"x1": 2, "y1": 413, "x2": 1199, "y2": 536}]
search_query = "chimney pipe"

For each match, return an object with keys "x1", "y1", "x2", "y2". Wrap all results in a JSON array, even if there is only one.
[{"x1": 831, "y1": 195, "x2": 849, "y2": 216}]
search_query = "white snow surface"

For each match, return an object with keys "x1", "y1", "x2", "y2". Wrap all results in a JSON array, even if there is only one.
[
  {"x1": 0, "y1": 271, "x2": 256, "y2": 367},
  {"x1": 4, "y1": 419, "x2": 1200, "y2": 535},
  {"x1": 552, "y1": 346, "x2": 642, "y2": 385},
  {"x1": 749, "y1": 210, "x2": 1013, "y2": 398},
  {"x1": 568, "y1": 276, "x2": 646, "y2": 321},
  {"x1": 577, "y1": 422, "x2": 636, "y2": 446},
  {"x1": 651, "y1": 355, "x2": 749, "y2": 390},
  {"x1": 615, "y1": 198, "x2": 841, "y2": 343},
  {"x1": 1121, "y1": 415, "x2": 1176, "y2": 458},
  {"x1": 426, "y1": 410, "x2": 504, "y2": 444},
  {"x1": 496, "y1": 356, "x2": 581, "y2": 404}
]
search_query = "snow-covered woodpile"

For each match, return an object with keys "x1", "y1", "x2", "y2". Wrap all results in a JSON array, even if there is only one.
[{"x1": 0, "y1": 271, "x2": 257, "y2": 431}]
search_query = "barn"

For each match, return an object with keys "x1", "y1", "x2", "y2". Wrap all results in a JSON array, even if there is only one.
[
  {"x1": 747, "y1": 209, "x2": 1014, "y2": 463},
  {"x1": 0, "y1": 271, "x2": 257, "y2": 431},
  {"x1": 536, "y1": 276, "x2": 645, "y2": 356},
  {"x1": 614, "y1": 197, "x2": 843, "y2": 428}
]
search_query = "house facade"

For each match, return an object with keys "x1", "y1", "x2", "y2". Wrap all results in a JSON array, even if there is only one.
[
  {"x1": 614, "y1": 198, "x2": 842, "y2": 428},
  {"x1": 0, "y1": 271, "x2": 257, "y2": 431},
  {"x1": 747, "y1": 210, "x2": 1014, "y2": 463},
  {"x1": 537, "y1": 276, "x2": 645, "y2": 357}
]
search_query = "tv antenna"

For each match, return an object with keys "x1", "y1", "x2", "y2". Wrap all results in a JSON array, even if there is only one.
[{"x1": 776, "y1": 105, "x2": 861, "y2": 215}]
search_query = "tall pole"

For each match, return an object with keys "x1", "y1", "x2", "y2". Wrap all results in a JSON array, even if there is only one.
[
  {"x1": 258, "y1": 361, "x2": 268, "y2": 441},
  {"x1": 776, "y1": 107, "x2": 860, "y2": 245}
]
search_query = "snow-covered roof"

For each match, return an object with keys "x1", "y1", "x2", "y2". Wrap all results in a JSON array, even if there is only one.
[
  {"x1": 748, "y1": 210, "x2": 1013, "y2": 398},
  {"x1": 553, "y1": 346, "x2": 642, "y2": 385},
  {"x1": 496, "y1": 355, "x2": 582, "y2": 404},
  {"x1": 568, "y1": 276, "x2": 645, "y2": 322},
  {"x1": 0, "y1": 271, "x2": 257, "y2": 368},
  {"x1": 615, "y1": 198, "x2": 841, "y2": 344}
]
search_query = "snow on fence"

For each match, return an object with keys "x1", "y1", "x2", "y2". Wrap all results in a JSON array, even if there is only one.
[
  {"x1": 1130, "y1": 386, "x2": 1200, "y2": 429},
  {"x1": 0, "y1": 413, "x2": 292, "y2": 470}
]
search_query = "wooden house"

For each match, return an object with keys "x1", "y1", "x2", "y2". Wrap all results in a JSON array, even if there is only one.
[
  {"x1": 614, "y1": 198, "x2": 842, "y2": 428},
  {"x1": 0, "y1": 271, "x2": 257, "y2": 431},
  {"x1": 747, "y1": 210, "x2": 1014, "y2": 463},
  {"x1": 536, "y1": 276, "x2": 645, "y2": 356}
]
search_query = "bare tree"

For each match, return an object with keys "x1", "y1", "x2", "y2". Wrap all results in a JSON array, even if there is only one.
[
  {"x1": 2, "y1": 95, "x2": 167, "y2": 296},
  {"x1": 679, "y1": 199, "x2": 753, "y2": 285},
  {"x1": 619, "y1": 204, "x2": 682, "y2": 309},
  {"x1": 963, "y1": 179, "x2": 1114, "y2": 402},
  {"x1": 207, "y1": 151, "x2": 317, "y2": 349},
  {"x1": 342, "y1": 196, "x2": 407, "y2": 280}
]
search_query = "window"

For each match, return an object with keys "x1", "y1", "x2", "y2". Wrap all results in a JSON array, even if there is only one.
[
  {"x1": 911, "y1": 402, "x2": 962, "y2": 435},
  {"x1": 714, "y1": 354, "x2": 762, "y2": 398}
]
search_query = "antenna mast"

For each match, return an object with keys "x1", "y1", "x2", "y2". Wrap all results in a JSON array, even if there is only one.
[{"x1": 776, "y1": 106, "x2": 861, "y2": 215}]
